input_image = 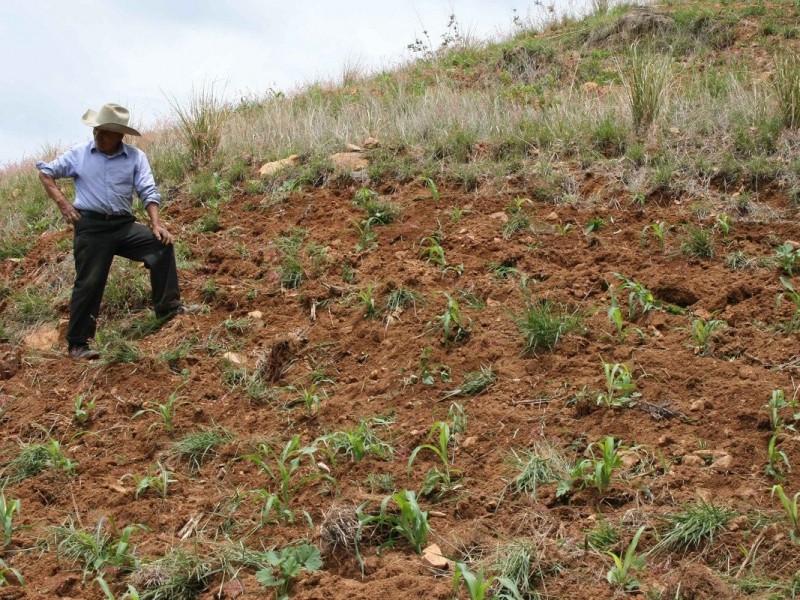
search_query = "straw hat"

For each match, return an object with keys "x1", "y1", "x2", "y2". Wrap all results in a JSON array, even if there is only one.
[{"x1": 81, "y1": 103, "x2": 141, "y2": 136}]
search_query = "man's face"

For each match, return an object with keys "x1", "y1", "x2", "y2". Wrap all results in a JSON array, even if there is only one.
[{"x1": 93, "y1": 128, "x2": 124, "y2": 154}]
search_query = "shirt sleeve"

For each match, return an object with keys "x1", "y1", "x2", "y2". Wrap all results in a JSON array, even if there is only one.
[
  {"x1": 35, "y1": 147, "x2": 79, "y2": 179},
  {"x1": 133, "y1": 149, "x2": 161, "y2": 207}
]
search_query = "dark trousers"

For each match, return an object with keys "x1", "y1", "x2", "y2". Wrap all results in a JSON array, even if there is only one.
[{"x1": 67, "y1": 215, "x2": 181, "y2": 348}]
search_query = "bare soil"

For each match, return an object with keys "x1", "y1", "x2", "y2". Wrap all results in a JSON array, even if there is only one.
[{"x1": 2, "y1": 172, "x2": 800, "y2": 599}]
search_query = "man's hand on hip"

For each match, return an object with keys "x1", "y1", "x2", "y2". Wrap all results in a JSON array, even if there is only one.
[
  {"x1": 151, "y1": 224, "x2": 174, "y2": 245},
  {"x1": 59, "y1": 201, "x2": 81, "y2": 224}
]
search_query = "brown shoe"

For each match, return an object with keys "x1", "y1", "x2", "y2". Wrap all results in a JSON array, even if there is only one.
[{"x1": 68, "y1": 345, "x2": 100, "y2": 360}]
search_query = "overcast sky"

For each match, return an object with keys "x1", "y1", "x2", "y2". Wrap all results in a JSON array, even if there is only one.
[{"x1": 1, "y1": 0, "x2": 594, "y2": 167}]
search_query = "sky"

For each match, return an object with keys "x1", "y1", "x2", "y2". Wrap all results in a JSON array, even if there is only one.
[{"x1": 0, "y1": 0, "x2": 594, "y2": 167}]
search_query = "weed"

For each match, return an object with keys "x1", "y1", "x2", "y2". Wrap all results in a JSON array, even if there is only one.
[
  {"x1": 386, "y1": 287, "x2": 423, "y2": 313},
  {"x1": 442, "y1": 365, "x2": 496, "y2": 398},
  {"x1": 651, "y1": 502, "x2": 735, "y2": 554},
  {"x1": 421, "y1": 177, "x2": 441, "y2": 201},
  {"x1": 201, "y1": 278, "x2": 218, "y2": 303},
  {"x1": 366, "y1": 473, "x2": 396, "y2": 494},
  {"x1": 487, "y1": 260, "x2": 519, "y2": 280},
  {"x1": 606, "y1": 526, "x2": 646, "y2": 591},
  {"x1": 0, "y1": 493, "x2": 20, "y2": 548},
  {"x1": 490, "y1": 540, "x2": 546, "y2": 599},
  {"x1": 170, "y1": 427, "x2": 233, "y2": 472},
  {"x1": 618, "y1": 43, "x2": 670, "y2": 133},
  {"x1": 52, "y1": 517, "x2": 144, "y2": 578},
  {"x1": 773, "y1": 51, "x2": 800, "y2": 128},
  {"x1": 689, "y1": 318, "x2": 727, "y2": 356},
  {"x1": 777, "y1": 276, "x2": 800, "y2": 330},
  {"x1": 587, "y1": 519, "x2": 621, "y2": 551},
  {"x1": 680, "y1": 225, "x2": 715, "y2": 259},
  {"x1": 405, "y1": 347, "x2": 451, "y2": 386},
  {"x1": 725, "y1": 250, "x2": 754, "y2": 270},
  {"x1": 255, "y1": 543, "x2": 322, "y2": 600},
  {"x1": 127, "y1": 547, "x2": 216, "y2": 600},
  {"x1": 506, "y1": 444, "x2": 568, "y2": 500},
  {"x1": 97, "y1": 330, "x2": 140, "y2": 365},
  {"x1": 123, "y1": 462, "x2": 176, "y2": 500},
  {"x1": 515, "y1": 298, "x2": 582, "y2": 354},
  {"x1": 167, "y1": 82, "x2": 229, "y2": 167},
  {"x1": 452, "y1": 561, "x2": 523, "y2": 600},
  {"x1": 1, "y1": 438, "x2": 77, "y2": 484}
]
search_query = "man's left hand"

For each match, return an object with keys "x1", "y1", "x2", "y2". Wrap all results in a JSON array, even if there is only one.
[{"x1": 151, "y1": 224, "x2": 174, "y2": 245}]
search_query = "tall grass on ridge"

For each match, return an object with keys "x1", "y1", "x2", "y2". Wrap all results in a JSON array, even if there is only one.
[
  {"x1": 617, "y1": 43, "x2": 671, "y2": 133},
  {"x1": 167, "y1": 82, "x2": 230, "y2": 167},
  {"x1": 773, "y1": 51, "x2": 800, "y2": 129}
]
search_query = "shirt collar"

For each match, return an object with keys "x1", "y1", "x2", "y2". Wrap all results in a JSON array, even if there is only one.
[{"x1": 89, "y1": 140, "x2": 128, "y2": 158}]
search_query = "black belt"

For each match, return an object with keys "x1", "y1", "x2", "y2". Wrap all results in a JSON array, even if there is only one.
[{"x1": 78, "y1": 210, "x2": 132, "y2": 221}]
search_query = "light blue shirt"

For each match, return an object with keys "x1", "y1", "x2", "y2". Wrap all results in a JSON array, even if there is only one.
[{"x1": 36, "y1": 140, "x2": 161, "y2": 215}]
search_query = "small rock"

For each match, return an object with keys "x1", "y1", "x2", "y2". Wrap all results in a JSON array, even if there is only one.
[
  {"x1": 657, "y1": 435, "x2": 674, "y2": 446},
  {"x1": 726, "y1": 515, "x2": 749, "y2": 532},
  {"x1": 345, "y1": 143, "x2": 362, "y2": 152},
  {"x1": 330, "y1": 152, "x2": 369, "y2": 171},
  {"x1": 695, "y1": 488, "x2": 712, "y2": 502},
  {"x1": 219, "y1": 578, "x2": 245, "y2": 599},
  {"x1": 258, "y1": 154, "x2": 301, "y2": 178},
  {"x1": 23, "y1": 325, "x2": 59, "y2": 351},
  {"x1": 362, "y1": 136, "x2": 380, "y2": 149},
  {"x1": 222, "y1": 352, "x2": 245, "y2": 366},
  {"x1": 461, "y1": 436, "x2": 478, "y2": 449},
  {"x1": 422, "y1": 544, "x2": 450, "y2": 570},
  {"x1": 620, "y1": 451, "x2": 640, "y2": 470},
  {"x1": 690, "y1": 398, "x2": 710, "y2": 411},
  {"x1": 486, "y1": 500, "x2": 498, "y2": 513},
  {"x1": 247, "y1": 310, "x2": 263, "y2": 320},
  {"x1": 682, "y1": 454, "x2": 705, "y2": 467},
  {"x1": 786, "y1": 239, "x2": 800, "y2": 248},
  {"x1": 545, "y1": 211, "x2": 560, "y2": 221},
  {"x1": 712, "y1": 453, "x2": 733, "y2": 471},
  {"x1": 489, "y1": 211, "x2": 508, "y2": 222}
]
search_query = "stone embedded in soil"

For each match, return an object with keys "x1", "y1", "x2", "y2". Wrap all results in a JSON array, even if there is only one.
[
  {"x1": 330, "y1": 152, "x2": 369, "y2": 171},
  {"x1": 222, "y1": 352, "x2": 246, "y2": 366},
  {"x1": 421, "y1": 544, "x2": 450, "y2": 570},
  {"x1": 22, "y1": 325, "x2": 59, "y2": 351},
  {"x1": 545, "y1": 211, "x2": 560, "y2": 221},
  {"x1": 258, "y1": 154, "x2": 301, "y2": 177},
  {"x1": 0, "y1": 349, "x2": 21, "y2": 380},
  {"x1": 362, "y1": 136, "x2": 380, "y2": 149}
]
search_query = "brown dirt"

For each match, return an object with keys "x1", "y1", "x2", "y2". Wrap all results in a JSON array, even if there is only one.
[{"x1": 2, "y1": 172, "x2": 800, "y2": 599}]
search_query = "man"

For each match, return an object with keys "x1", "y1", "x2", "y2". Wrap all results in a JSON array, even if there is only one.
[{"x1": 37, "y1": 103, "x2": 195, "y2": 360}]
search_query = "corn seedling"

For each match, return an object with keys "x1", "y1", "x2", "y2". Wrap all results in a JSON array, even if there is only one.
[
  {"x1": 765, "y1": 389, "x2": 798, "y2": 432},
  {"x1": 419, "y1": 235, "x2": 447, "y2": 267},
  {"x1": 170, "y1": 427, "x2": 232, "y2": 472},
  {"x1": 73, "y1": 394, "x2": 96, "y2": 425},
  {"x1": 353, "y1": 187, "x2": 378, "y2": 206},
  {"x1": 715, "y1": 213, "x2": 732, "y2": 237},
  {"x1": 52, "y1": 517, "x2": 145, "y2": 578},
  {"x1": 690, "y1": 318, "x2": 727, "y2": 356},
  {"x1": 771, "y1": 485, "x2": 800, "y2": 542},
  {"x1": 614, "y1": 274, "x2": 661, "y2": 320},
  {"x1": 132, "y1": 388, "x2": 185, "y2": 434},
  {"x1": 244, "y1": 435, "x2": 334, "y2": 524},
  {"x1": 360, "y1": 490, "x2": 430, "y2": 554},
  {"x1": 503, "y1": 197, "x2": 532, "y2": 239},
  {"x1": 1, "y1": 438, "x2": 76, "y2": 485},
  {"x1": 354, "y1": 220, "x2": 378, "y2": 253},
  {"x1": 651, "y1": 502, "x2": 735, "y2": 555},
  {"x1": 452, "y1": 561, "x2": 523, "y2": 600},
  {"x1": 408, "y1": 421, "x2": 462, "y2": 497},
  {"x1": 777, "y1": 276, "x2": 800, "y2": 330},
  {"x1": 606, "y1": 526, "x2": 646, "y2": 591},
  {"x1": 431, "y1": 293, "x2": 470, "y2": 345},
  {"x1": 640, "y1": 221, "x2": 667, "y2": 249},
  {"x1": 587, "y1": 519, "x2": 621, "y2": 551},
  {"x1": 0, "y1": 558, "x2": 23, "y2": 587},
  {"x1": 766, "y1": 431, "x2": 791, "y2": 480},
  {"x1": 583, "y1": 216, "x2": 604, "y2": 235},
  {"x1": 320, "y1": 416, "x2": 395, "y2": 462},
  {"x1": 95, "y1": 576, "x2": 140, "y2": 599},
  {"x1": 355, "y1": 284, "x2": 380, "y2": 319},
  {"x1": 584, "y1": 436, "x2": 624, "y2": 495},
  {"x1": 442, "y1": 365, "x2": 496, "y2": 398},
  {"x1": 421, "y1": 177, "x2": 441, "y2": 201},
  {"x1": 775, "y1": 243, "x2": 800, "y2": 276},
  {"x1": 0, "y1": 493, "x2": 19, "y2": 548},
  {"x1": 516, "y1": 298, "x2": 582, "y2": 354},
  {"x1": 597, "y1": 362, "x2": 640, "y2": 408},
  {"x1": 607, "y1": 289, "x2": 638, "y2": 340},
  {"x1": 255, "y1": 543, "x2": 323, "y2": 600},
  {"x1": 123, "y1": 462, "x2": 176, "y2": 500},
  {"x1": 286, "y1": 383, "x2": 326, "y2": 416}
]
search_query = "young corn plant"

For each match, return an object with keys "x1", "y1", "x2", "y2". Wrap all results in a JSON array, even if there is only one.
[
  {"x1": 766, "y1": 431, "x2": 791, "y2": 480},
  {"x1": 765, "y1": 389, "x2": 798, "y2": 432},
  {"x1": 132, "y1": 389, "x2": 186, "y2": 434},
  {"x1": 244, "y1": 435, "x2": 334, "y2": 524},
  {"x1": 0, "y1": 558, "x2": 23, "y2": 587},
  {"x1": 776, "y1": 243, "x2": 800, "y2": 276},
  {"x1": 689, "y1": 318, "x2": 727, "y2": 356},
  {"x1": 597, "y1": 362, "x2": 640, "y2": 408},
  {"x1": 255, "y1": 543, "x2": 323, "y2": 600},
  {"x1": 431, "y1": 293, "x2": 470, "y2": 345},
  {"x1": 354, "y1": 220, "x2": 378, "y2": 253},
  {"x1": 503, "y1": 197, "x2": 532, "y2": 239},
  {"x1": 73, "y1": 394, "x2": 96, "y2": 425},
  {"x1": 320, "y1": 416, "x2": 395, "y2": 462},
  {"x1": 614, "y1": 274, "x2": 661, "y2": 320},
  {"x1": 421, "y1": 177, "x2": 441, "y2": 201},
  {"x1": 452, "y1": 561, "x2": 523, "y2": 600},
  {"x1": 606, "y1": 526, "x2": 646, "y2": 591},
  {"x1": 640, "y1": 221, "x2": 667, "y2": 249},
  {"x1": 0, "y1": 493, "x2": 20, "y2": 548},
  {"x1": 354, "y1": 284, "x2": 380, "y2": 319},
  {"x1": 584, "y1": 436, "x2": 624, "y2": 495},
  {"x1": 419, "y1": 236, "x2": 447, "y2": 267},
  {"x1": 408, "y1": 421, "x2": 462, "y2": 497},
  {"x1": 359, "y1": 490, "x2": 430, "y2": 554},
  {"x1": 123, "y1": 462, "x2": 176, "y2": 500},
  {"x1": 777, "y1": 276, "x2": 800, "y2": 330},
  {"x1": 771, "y1": 485, "x2": 800, "y2": 543}
]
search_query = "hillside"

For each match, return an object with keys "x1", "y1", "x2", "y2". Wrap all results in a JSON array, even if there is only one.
[{"x1": 2, "y1": 1, "x2": 800, "y2": 598}]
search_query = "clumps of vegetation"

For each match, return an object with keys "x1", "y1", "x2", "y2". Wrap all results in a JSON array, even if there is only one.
[
  {"x1": 651, "y1": 502, "x2": 736, "y2": 555},
  {"x1": 170, "y1": 427, "x2": 233, "y2": 472},
  {"x1": 1, "y1": 439, "x2": 76, "y2": 484},
  {"x1": 515, "y1": 298, "x2": 583, "y2": 354}
]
